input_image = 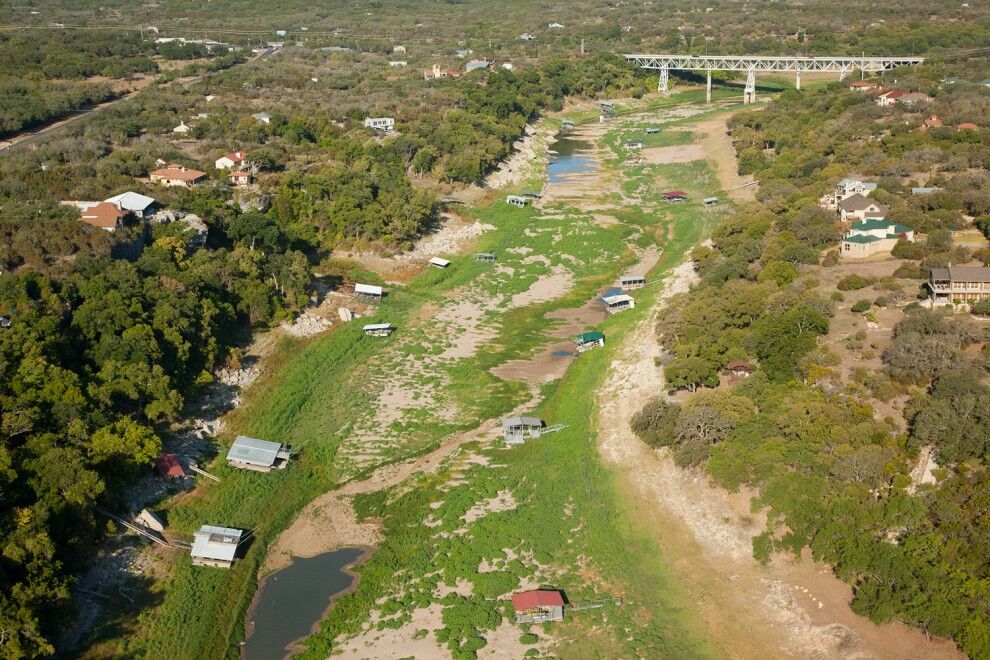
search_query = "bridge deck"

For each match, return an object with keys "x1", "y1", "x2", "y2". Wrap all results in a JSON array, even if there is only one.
[{"x1": 624, "y1": 54, "x2": 924, "y2": 73}]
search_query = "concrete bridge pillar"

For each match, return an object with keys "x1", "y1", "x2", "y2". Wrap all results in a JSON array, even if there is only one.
[
  {"x1": 744, "y1": 68, "x2": 756, "y2": 104},
  {"x1": 658, "y1": 65, "x2": 669, "y2": 94},
  {"x1": 839, "y1": 65, "x2": 849, "y2": 82},
  {"x1": 795, "y1": 68, "x2": 801, "y2": 90},
  {"x1": 706, "y1": 69, "x2": 712, "y2": 104}
]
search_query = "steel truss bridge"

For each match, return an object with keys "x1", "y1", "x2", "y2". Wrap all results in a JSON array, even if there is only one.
[{"x1": 623, "y1": 54, "x2": 925, "y2": 103}]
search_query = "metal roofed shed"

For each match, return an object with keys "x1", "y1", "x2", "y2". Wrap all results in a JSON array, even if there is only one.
[
  {"x1": 603, "y1": 294, "x2": 635, "y2": 314},
  {"x1": 429, "y1": 257, "x2": 451, "y2": 268},
  {"x1": 226, "y1": 436, "x2": 290, "y2": 472},
  {"x1": 506, "y1": 194, "x2": 529, "y2": 208},
  {"x1": 502, "y1": 416, "x2": 544, "y2": 445},
  {"x1": 363, "y1": 323, "x2": 396, "y2": 337},
  {"x1": 619, "y1": 274, "x2": 646, "y2": 289},
  {"x1": 190, "y1": 525, "x2": 243, "y2": 568},
  {"x1": 475, "y1": 253, "x2": 496, "y2": 262},
  {"x1": 702, "y1": 196, "x2": 718, "y2": 207},
  {"x1": 645, "y1": 127, "x2": 662, "y2": 134},
  {"x1": 355, "y1": 283, "x2": 384, "y2": 299},
  {"x1": 575, "y1": 331, "x2": 605, "y2": 352},
  {"x1": 512, "y1": 590, "x2": 565, "y2": 623}
]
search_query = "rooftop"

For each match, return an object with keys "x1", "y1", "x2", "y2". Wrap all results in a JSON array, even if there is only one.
[
  {"x1": 191, "y1": 525, "x2": 242, "y2": 562},
  {"x1": 227, "y1": 436, "x2": 283, "y2": 468},
  {"x1": 930, "y1": 266, "x2": 990, "y2": 283},
  {"x1": 512, "y1": 590, "x2": 564, "y2": 611},
  {"x1": 838, "y1": 193, "x2": 884, "y2": 212},
  {"x1": 80, "y1": 202, "x2": 125, "y2": 228},
  {"x1": 151, "y1": 165, "x2": 206, "y2": 182},
  {"x1": 502, "y1": 416, "x2": 542, "y2": 428},
  {"x1": 106, "y1": 191, "x2": 156, "y2": 212}
]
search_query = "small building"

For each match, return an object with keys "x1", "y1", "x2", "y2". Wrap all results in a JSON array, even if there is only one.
[
  {"x1": 80, "y1": 202, "x2": 126, "y2": 232},
  {"x1": 841, "y1": 219, "x2": 914, "y2": 258},
  {"x1": 105, "y1": 191, "x2": 157, "y2": 219},
  {"x1": 190, "y1": 525, "x2": 243, "y2": 568},
  {"x1": 919, "y1": 115, "x2": 942, "y2": 132},
  {"x1": 136, "y1": 509, "x2": 166, "y2": 533},
  {"x1": 911, "y1": 187, "x2": 942, "y2": 196},
  {"x1": 502, "y1": 416, "x2": 544, "y2": 445},
  {"x1": 155, "y1": 452, "x2": 186, "y2": 478},
  {"x1": 928, "y1": 266, "x2": 990, "y2": 306},
  {"x1": 899, "y1": 92, "x2": 932, "y2": 105},
  {"x1": 215, "y1": 150, "x2": 248, "y2": 170},
  {"x1": 876, "y1": 90, "x2": 907, "y2": 107},
  {"x1": 0, "y1": 316, "x2": 10, "y2": 329},
  {"x1": 149, "y1": 165, "x2": 207, "y2": 188},
  {"x1": 619, "y1": 274, "x2": 646, "y2": 289},
  {"x1": 522, "y1": 190, "x2": 542, "y2": 199},
  {"x1": 574, "y1": 331, "x2": 605, "y2": 352},
  {"x1": 626, "y1": 140, "x2": 643, "y2": 149},
  {"x1": 838, "y1": 193, "x2": 887, "y2": 222},
  {"x1": 598, "y1": 100, "x2": 615, "y2": 113},
  {"x1": 702, "y1": 196, "x2": 718, "y2": 207},
  {"x1": 355, "y1": 283, "x2": 383, "y2": 300},
  {"x1": 392, "y1": 45, "x2": 406, "y2": 54},
  {"x1": 475, "y1": 253, "x2": 497, "y2": 262},
  {"x1": 548, "y1": 22, "x2": 565, "y2": 29},
  {"x1": 603, "y1": 293, "x2": 635, "y2": 313},
  {"x1": 173, "y1": 121, "x2": 192, "y2": 134},
  {"x1": 226, "y1": 435, "x2": 291, "y2": 472},
  {"x1": 363, "y1": 323, "x2": 396, "y2": 337},
  {"x1": 725, "y1": 360, "x2": 754, "y2": 377},
  {"x1": 506, "y1": 195, "x2": 529, "y2": 208},
  {"x1": 512, "y1": 590, "x2": 565, "y2": 624},
  {"x1": 429, "y1": 257, "x2": 451, "y2": 268},
  {"x1": 958, "y1": 122, "x2": 979, "y2": 132},
  {"x1": 364, "y1": 117, "x2": 395, "y2": 132},
  {"x1": 836, "y1": 178, "x2": 877, "y2": 201},
  {"x1": 465, "y1": 59, "x2": 491, "y2": 73},
  {"x1": 252, "y1": 112, "x2": 272, "y2": 124},
  {"x1": 388, "y1": 60, "x2": 408, "y2": 67},
  {"x1": 228, "y1": 171, "x2": 253, "y2": 186},
  {"x1": 520, "y1": 33, "x2": 536, "y2": 41},
  {"x1": 848, "y1": 80, "x2": 878, "y2": 92},
  {"x1": 645, "y1": 127, "x2": 662, "y2": 134},
  {"x1": 662, "y1": 191, "x2": 688, "y2": 203}
]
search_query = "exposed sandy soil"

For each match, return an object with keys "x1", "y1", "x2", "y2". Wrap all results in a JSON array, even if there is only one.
[
  {"x1": 596, "y1": 260, "x2": 962, "y2": 660},
  {"x1": 508, "y1": 266, "x2": 574, "y2": 308},
  {"x1": 682, "y1": 113, "x2": 758, "y2": 202},
  {"x1": 641, "y1": 143, "x2": 707, "y2": 164}
]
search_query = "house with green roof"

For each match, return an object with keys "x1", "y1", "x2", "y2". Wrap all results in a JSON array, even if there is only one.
[{"x1": 841, "y1": 219, "x2": 914, "y2": 258}]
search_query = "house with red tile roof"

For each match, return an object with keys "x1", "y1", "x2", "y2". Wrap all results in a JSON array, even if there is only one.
[
  {"x1": 511, "y1": 590, "x2": 565, "y2": 623},
  {"x1": 80, "y1": 202, "x2": 126, "y2": 232},
  {"x1": 149, "y1": 164, "x2": 207, "y2": 187}
]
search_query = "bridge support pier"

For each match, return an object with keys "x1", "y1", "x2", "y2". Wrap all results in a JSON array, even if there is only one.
[
  {"x1": 706, "y1": 69, "x2": 712, "y2": 104},
  {"x1": 839, "y1": 65, "x2": 849, "y2": 82},
  {"x1": 744, "y1": 69, "x2": 756, "y2": 104},
  {"x1": 658, "y1": 65, "x2": 669, "y2": 94},
  {"x1": 795, "y1": 69, "x2": 801, "y2": 90}
]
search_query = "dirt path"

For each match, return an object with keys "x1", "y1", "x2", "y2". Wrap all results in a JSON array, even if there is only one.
[
  {"x1": 596, "y1": 262, "x2": 962, "y2": 659},
  {"x1": 682, "y1": 113, "x2": 757, "y2": 202}
]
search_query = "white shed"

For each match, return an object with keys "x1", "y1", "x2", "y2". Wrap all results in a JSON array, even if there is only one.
[
  {"x1": 226, "y1": 436, "x2": 290, "y2": 472},
  {"x1": 355, "y1": 283, "x2": 384, "y2": 299},
  {"x1": 619, "y1": 275, "x2": 646, "y2": 289},
  {"x1": 190, "y1": 525, "x2": 243, "y2": 568},
  {"x1": 363, "y1": 323, "x2": 396, "y2": 337},
  {"x1": 429, "y1": 257, "x2": 451, "y2": 268},
  {"x1": 603, "y1": 294, "x2": 635, "y2": 313}
]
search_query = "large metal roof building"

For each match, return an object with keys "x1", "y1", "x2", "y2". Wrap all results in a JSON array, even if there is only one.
[
  {"x1": 191, "y1": 525, "x2": 243, "y2": 568},
  {"x1": 226, "y1": 436, "x2": 290, "y2": 472}
]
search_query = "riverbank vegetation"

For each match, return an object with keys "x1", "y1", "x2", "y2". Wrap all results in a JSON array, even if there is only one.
[{"x1": 633, "y1": 59, "x2": 990, "y2": 656}]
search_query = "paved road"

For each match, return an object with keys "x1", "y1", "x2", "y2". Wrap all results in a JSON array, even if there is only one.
[{"x1": 0, "y1": 47, "x2": 274, "y2": 155}]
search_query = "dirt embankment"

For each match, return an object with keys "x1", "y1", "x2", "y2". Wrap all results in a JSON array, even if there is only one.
[
  {"x1": 596, "y1": 262, "x2": 962, "y2": 660},
  {"x1": 682, "y1": 113, "x2": 757, "y2": 202}
]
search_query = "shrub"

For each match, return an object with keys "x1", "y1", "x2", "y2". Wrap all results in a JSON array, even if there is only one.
[
  {"x1": 971, "y1": 299, "x2": 990, "y2": 317},
  {"x1": 874, "y1": 296, "x2": 889, "y2": 307},
  {"x1": 837, "y1": 274, "x2": 871, "y2": 290},
  {"x1": 630, "y1": 397, "x2": 680, "y2": 447},
  {"x1": 821, "y1": 250, "x2": 839, "y2": 267},
  {"x1": 520, "y1": 633, "x2": 539, "y2": 645},
  {"x1": 891, "y1": 238, "x2": 925, "y2": 260},
  {"x1": 758, "y1": 260, "x2": 798, "y2": 286},
  {"x1": 851, "y1": 299, "x2": 872, "y2": 313},
  {"x1": 893, "y1": 262, "x2": 924, "y2": 279}
]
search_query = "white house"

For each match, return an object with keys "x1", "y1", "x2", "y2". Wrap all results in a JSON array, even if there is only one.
[
  {"x1": 364, "y1": 117, "x2": 395, "y2": 132},
  {"x1": 215, "y1": 150, "x2": 248, "y2": 170},
  {"x1": 393, "y1": 45, "x2": 406, "y2": 54},
  {"x1": 173, "y1": 121, "x2": 191, "y2": 134},
  {"x1": 838, "y1": 193, "x2": 887, "y2": 221},
  {"x1": 105, "y1": 191, "x2": 157, "y2": 219},
  {"x1": 252, "y1": 112, "x2": 272, "y2": 124},
  {"x1": 841, "y1": 219, "x2": 914, "y2": 258}
]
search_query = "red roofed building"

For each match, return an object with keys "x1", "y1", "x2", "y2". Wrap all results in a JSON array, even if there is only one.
[
  {"x1": 511, "y1": 590, "x2": 565, "y2": 623},
  {"x1": 958, "y1": 122, "x2": 979, "y2": 131},
  {"x1": 80, "y1": 202, "x2": 126, "y2": 232},
  {"x1": 215, "y1": 150, "x2": 248, "y2": 170},
  {"x1": 662, "y1": 191, "x2": 688, "y2": 202},
  {"x1": 155, "y1": 453, "x2": 186, "y2": 478},
  {"x1": 919, "y1": 115, "x2": 942, "y2": 132},
  {"x1": 149, "y1": 165, "x2": 207, "y2": 188},
  {"x1": 228, "y1": 171, "x2": 253, "y2": 186},
  {"x1": 876, "y1": 90, "x2": 907, "y2": 107}
]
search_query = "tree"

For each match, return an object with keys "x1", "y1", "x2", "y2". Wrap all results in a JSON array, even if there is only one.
[
  {"x1": 630, "y1": 397, "x2": 680, "y2": 447},
  {"x1": 90, "y1": 418, "x2": 162, "y2": 468},
  {"x1": 758, "y1": 260, "x2": 798, "y2": 286},
  {"x1": 665, "y1": 355, "x2": 719, "y2": 392}
]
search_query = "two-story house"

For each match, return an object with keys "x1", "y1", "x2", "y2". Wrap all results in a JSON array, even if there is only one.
[
  {"x1": 928, "y1": 266, "x2": 990, "y2": 306},
  {"x1": 838, "y1": 193, "x2": 888, "y2": 221}
]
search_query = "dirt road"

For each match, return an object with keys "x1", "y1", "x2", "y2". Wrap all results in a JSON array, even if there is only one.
[{"x1": 596, "y1": 262, "x2": 962, "y2": 659}]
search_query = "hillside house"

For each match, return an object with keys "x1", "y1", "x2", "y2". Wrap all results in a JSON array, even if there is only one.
[
  {"x1": 848, "y1": 81, "x2": 878, "y2": 92},
  {"x1": 512, "y1": 590, "x2": 565, "y2": 623},
  {"x1": 228, "y1": 171, "x2": 253, "y2": 186},
  {"x1": 876, "y1": 90, "x2": 907, "y2": 107},
  {"x1": 226, "y1": 436, "x2": 291, "y2": 472},
  {"x1": 841, "y1": 219, "x2": 913, "y2": 258},
  {"x1": 619, "y1": 274, "x2": 646, "y2": 289},
  {"x1": 958, "y1": 122, "x2": 979, "y2": 131},
  {"x1": 836, "y1": 178, "x2": 877, "y2": 200},
  {"x1": 574, "y1": 331, "x2": 605, "y2": 352},
  {"x1": 155, "y1": 452, "x2": 185, "y2": 478},
  {"x1": 603, "y1": 293, "x2": 635, "y2": 313},
  {"x1": 838, "y1": 193, "x2": 887, "y2": 221},
  {"x1": 190, "y1": 525, "x2": 242, "y2": 568},
  {"x1": 215, "y1": 150, "x2": 248, "y2": 170},
  {"x1": 355, "y1": 283, "x2": 384, "y2": 300},
  {"x1": 928, "y1": 266, "x2": 990, "y2": 306},
  {"x1": 106, "y1": 191, "x2": 157, "y2": 219},
  {"x1": 502, "y1": 416, "x2": 544, "y2": 445},
  {"x1": 363, "y1": 323, "x2": 395, "y2": 337},
  {"x1": 80, "y1": 202, "x2": 126, "y2": 232},
  {"x1": 465, "y1": 59, "x2": 491, "y2": 72},
  {"x1": 364, "y1": 117, "x2": 395, "y2": 132},
  {"x1": 899, "y1": 92, "x2": 932, "y2": 105},
  {"x1": 149, "y1": 165, "x2": 207, "y2": 188},
  {"x1": 919, "y1": 115, "x2": 943, "y2": 132}
]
